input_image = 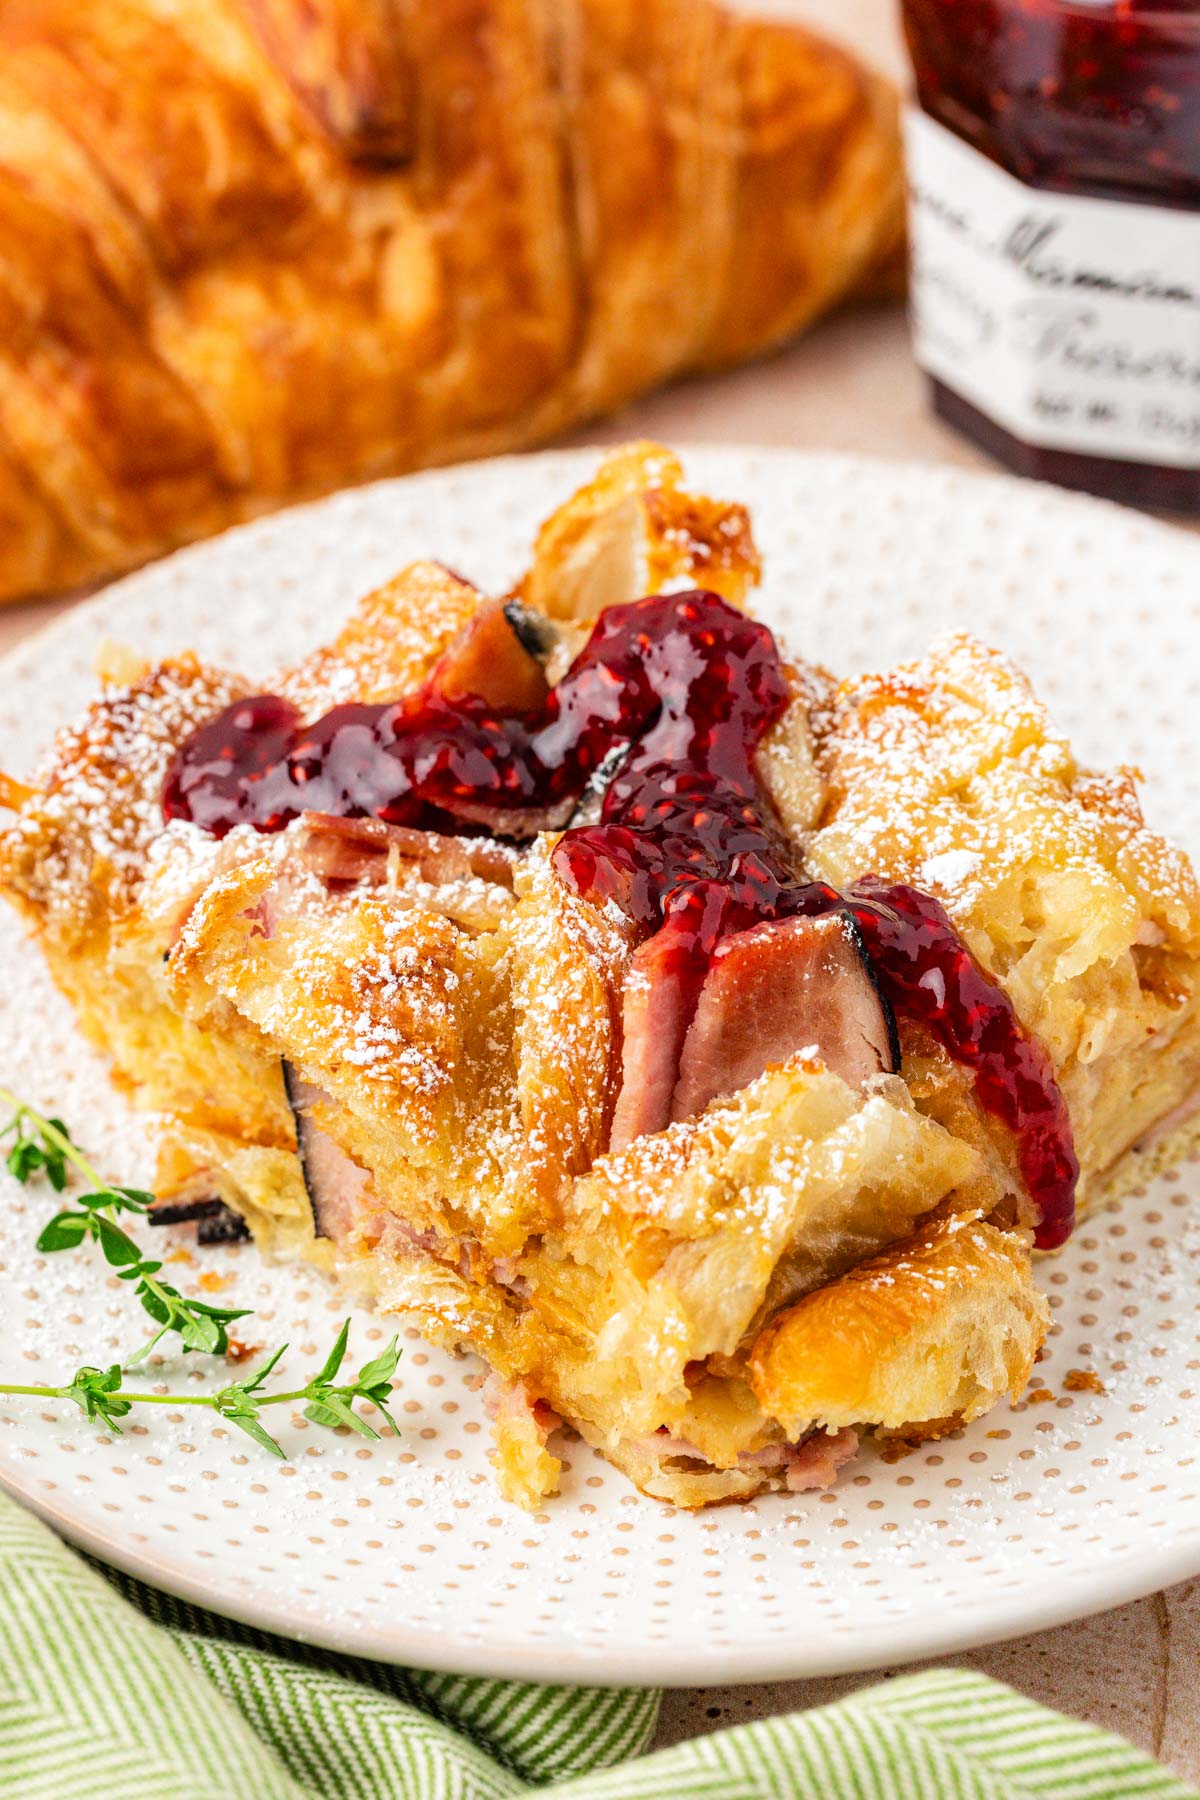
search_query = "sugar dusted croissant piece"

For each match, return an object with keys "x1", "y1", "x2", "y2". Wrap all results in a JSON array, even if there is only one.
[
  {"x1": 0, "y1": 0, "x2": 903, "y2": 604},
  {"x1": 5, "y1": 444, "x2": 1198, "y2": 1511}
]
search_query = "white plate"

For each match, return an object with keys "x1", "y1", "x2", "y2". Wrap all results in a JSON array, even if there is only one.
[{"x1": 1, "y1": 446, "x2": 1199, "y2": 1688}]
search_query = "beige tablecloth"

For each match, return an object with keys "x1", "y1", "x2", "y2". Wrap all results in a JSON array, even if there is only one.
[{"x1": 1, "y1": 0, "x2": 1196, "y2": 1779}]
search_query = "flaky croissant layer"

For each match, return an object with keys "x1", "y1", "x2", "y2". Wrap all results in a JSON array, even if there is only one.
[{"x1": 0, "y1": 0, "x2": 903, "y2": 604}]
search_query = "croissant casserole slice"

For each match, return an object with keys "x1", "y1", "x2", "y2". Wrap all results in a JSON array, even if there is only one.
[
  {"x1": 3, "y1": 444, "x2": 1199, "y2": 1510},
  {"x1": 0, "y1": 0, "x2": 904, "y2": 604}
]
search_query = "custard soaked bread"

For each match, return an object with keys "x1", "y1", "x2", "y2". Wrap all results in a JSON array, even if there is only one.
[
  {"x1": 2, "y1": 445, "x2": 1197, "y2": 1507},
  {"x1": 169, "y1": 842, "x2": 1041, "y2": 1504},
  {"x1": 804, "y1": 635, "x2": 1200, "y2": 1216}
]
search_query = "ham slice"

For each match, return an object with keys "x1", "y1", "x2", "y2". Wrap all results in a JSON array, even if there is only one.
[
  {"x1": 670, "y1": 913, "x2": 897, "y2": 1124},
  {"x1": 608, "y1": 911, "x2": 897, "y2": 1152},
  {"x1": 298, "y1": 812, "x2": 518, "y2": 888},
  {"x1": 608, "y1": 917, "x2": 708, "y2": 1152},
  {"x1": 780, "y1": 1426, "x2": 859, "y2": 1491},
  {"x1": 429, "y1": 598, "x2": 550, "y2": 713},
  {"x1": 282, "y1": 1063, "x2": 371, "y2": 1241},
  {"x1": 643, "y1": 1425, "x2": 860, "y2": 1490},
  {"x1": 426, "y1": 791, "x2": 576, "y2": 839},
  {"x1": 736, "y1": 1426, "x2": 859, "y2": 1489}
]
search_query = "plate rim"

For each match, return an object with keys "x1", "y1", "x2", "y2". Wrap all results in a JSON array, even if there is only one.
[
  {"x1": 7, "y1": 1466, "x2": 1200, "y2": 1687},
  {"x1": 2, "y1": 440, "x2": 1199, "y2": 1686}
]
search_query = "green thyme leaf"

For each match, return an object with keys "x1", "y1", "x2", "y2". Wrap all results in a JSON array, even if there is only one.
[
  {"x1": 355, "y1": 1338, "x2": 401, "y2": 1393},
  {"x1": 94, "y1": 1216, "x2": 143, "y2": 1268},
  {"x1": 35, "y1": 1211, "x2": 90, "y2": 1253},
  {"x1": 61, "y1": 1365, "x2": 134, "y2": 1431},
  {"x1": 304, "y1": 1393, "x2": 379, "y2": 1438},
  {"x1": 228, "y1": 1342, "x2": 289, "y2": 1397},
  {"x1": 179, "y1": 1311, "x2": 222, "y2": 1355},
  {"x1": 224, "y1": 1410, "x2": 286, "y2": 1458},
  {"x1": 111, "y1": 1187, "x2": 154, "y2": 1213},
  {"x1": 310, "y1": 1319, "x2": 351, "y2": 1388}
]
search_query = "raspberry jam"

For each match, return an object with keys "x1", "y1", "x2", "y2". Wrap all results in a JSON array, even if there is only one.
[
  {"x1": 163, "y1": 590, "x2": 1076, "y2": 1245},
  {"x1": 903, "y1": 0, "x2": 1200, "y2": 509},
  {"x1": 847, "y1": 880, "x2": 1077, "y2": 1248}
]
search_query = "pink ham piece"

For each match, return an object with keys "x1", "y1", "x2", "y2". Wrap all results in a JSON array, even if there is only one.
[
  {"x1": 737, "y1": 1426, "x2": 860, "y2": 1489},
  {"x1": 428, "y1": 598, "x2": 550, "y2": 714},
  {"x1": 608, "y1": 917, "x2": 708, "y2": 1153},
  {"x1": 647, "y1": 1425, "x2": 861, "y2": 1490},
  {"x1": 298, "y1": 812, "x2": 518, "y2": 889},
  {"x1": 282, "y1": 1064, "x2": 372, "y2": 1241},
  {"x1": 781, "y1": 1426, "x2": 859, "y2": 1491},
  {"x1": 669, "y1": 912, "x2": 897, "y2": 1125},
  {"x1": 480, "y1": 1373, "x2": 563, "y2": 1442}
]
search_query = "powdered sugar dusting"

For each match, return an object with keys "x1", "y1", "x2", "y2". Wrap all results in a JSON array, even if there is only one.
[
  {"x1": 0, "y1": 450, "x2": 1196, "y2": 1682},
  {"x1": 920, "y1": 847, "x2": 982, "y2": 899}
]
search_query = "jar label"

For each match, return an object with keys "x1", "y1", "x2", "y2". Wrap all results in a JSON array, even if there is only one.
[{"x1": 904, "y1": 109, "x2": 1200, "y2": 470}]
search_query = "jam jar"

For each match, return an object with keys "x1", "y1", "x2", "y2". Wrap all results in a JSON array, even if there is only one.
[{"x1": 901, "y1": 0, "x2": 1200, "y2": 510}]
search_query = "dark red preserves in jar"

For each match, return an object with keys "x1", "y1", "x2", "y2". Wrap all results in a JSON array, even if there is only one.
[{"x1": 901, "y1": 0, "x2": 1200, "y2": 509}]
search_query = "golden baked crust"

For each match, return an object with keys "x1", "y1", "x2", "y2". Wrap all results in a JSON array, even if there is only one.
[
  {"x1": 805, "y1": 633, "x2": 1200, "y2": 1212},
  {"x1": 0, "y1": 654, "x2": 246, "y2": 946},
  {"x1": 0, "y1": 2, "x2": 902, "y2": 603},
  {"x1": 278, "y1": 561, "x2": 485, "y2": 717},
  {"x1": 3, "y1": 444, "x2": 1196, "y2": 1509},
  {"x1": 513, "y1": 441, "x2": 761, "y2": 628},
  {"x1": 750, "y1": 1204, "x2": 1047, "y2": 1437}
]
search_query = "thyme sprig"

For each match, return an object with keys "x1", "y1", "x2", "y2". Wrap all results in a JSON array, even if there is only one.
[
  {"x1": 0, "y1": 1321, "x2": 401, "y2": 1459},
  {"x1": 0, "y1": 1095, "x2": 403, "y2": 1459},
  {"x1": 0, "y1": 1089, "x2": 250, "y2": 1362}
]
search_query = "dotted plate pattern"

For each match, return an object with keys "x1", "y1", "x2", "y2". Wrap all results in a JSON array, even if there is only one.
[{"x1": 0, "y1": 448, "x2": 1199, "y2": 1688}]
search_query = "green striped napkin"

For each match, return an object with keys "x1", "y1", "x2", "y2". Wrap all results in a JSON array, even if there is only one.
[{"x1": 0, "y1": 1492, "x2": 1193, "y2": 1799}]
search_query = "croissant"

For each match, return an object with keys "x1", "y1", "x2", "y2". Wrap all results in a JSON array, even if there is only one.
[{"x1": 0, "y1": 0, "x2": 904, "y2": 605}]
